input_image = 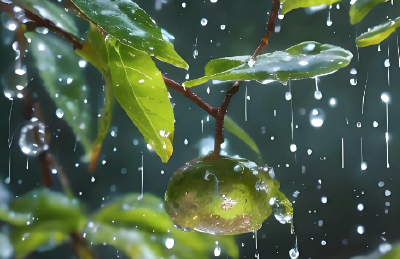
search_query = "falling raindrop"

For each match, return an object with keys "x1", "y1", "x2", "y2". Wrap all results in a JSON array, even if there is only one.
[
  {"x1": 350, "y1": 79, "x2": 357, "y2": 85},
  {"x1": 56, "y1": 108, "x2": 64, "y2": 118},
  {"x1": 285, "y1": 92, "x2": 292, "y2": 100},
  {"x1": 290, "y1": 144, "x2": 297, "y2": 152},
  {"x1": 357, "y1": 203, "x2": 364, "y2": 211},
  {"x1": 314, "y1": 90, "x2": 322, "y2": 100},
  {"x1": 373, "y1": 121, "x2": 378, "y2": 127},
  {"x1": 200, "y1": 18, "x2": 208, "y2": 26},
  {"x1": 357, "y1": 122, "x2": 361, "y2": 128},
  {"x1": 378, "y1": 181, "x2": 385, "y2": 187},
  {"x1": 361, "y1": 162, "x2": 367, "y2": 170},
  {"x1": 307, "y1": 149, "x2": 312, "y2": 155},
  {"x1": 309, "y1": 108, "x2": 325, "y2": 127},
  {"x1": 329, "y1": 98, "x2": 337, "y2": 107},
  {"x1": 357, "y1": 225, "x2": 365, "y2": 234},
  {"x1": 220, "y1": 25, "x2": 226, "y2": 30},
  {"x1": 326, "y1": 11, "x2": 332, "y2": 26}
]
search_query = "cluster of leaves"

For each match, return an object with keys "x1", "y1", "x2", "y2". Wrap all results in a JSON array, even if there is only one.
[
  {"x1": 281, "y1": 0, "x2": 400, "y2": 47},
  {"x1": 5, "y1": 0, "x2": 362, "y2": 166},
  {"x1": 0, "y1": 188, "x2": 238, "y2": 259}
]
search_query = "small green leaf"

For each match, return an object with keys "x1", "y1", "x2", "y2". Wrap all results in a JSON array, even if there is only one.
[
  {"x1": 71, "y1": 0, "x2": 188, "y2": 69},
  {"x1": 349, "y1": 0, "x2": 387, "y2": 25},
  {"x1": 107, "y1": 37, "x2": 175, "y2": 163},
  {"x1": 8, "y1": 188, "x2": 85, "y2": 233},
  {"x1": 184, "y1": 41, "x2": 353, "y2": 87},
  {"x1": 224, "y1": 115, "x2": 260, "y2": 155},
  {"x1": 76, "y1": 25, "x2": 115, "y2": 172},
  {"x1": 356, "y1": 17, "x2": 400, "y2": 47},
  {"x1": 12, "y1": 0, "x2": 79, "y2": 36},
  {"x1": 281, "y1": 0, "x2": 341, "y2": 14},
  {"x1": 26, "y1": 32, "x2": 93, "y2": 161},
  {"x1": 90, "y1": 193, "x2": 238, "y2": 259}
]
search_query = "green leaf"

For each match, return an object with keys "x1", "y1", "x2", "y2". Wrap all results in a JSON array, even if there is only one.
[
  {"x1": 107, "y1": 37, "x2": 175, "y2": 163},
  {"x1": 12, "y1": 0, "x2": 79, "y2": 36},
  {"x1": 76, "y1": 24, "x2": 115, "y2": 172},
  {"x1": 7, "y1": 188, "x2": 85, "y2": 233},
  {"x1": 351, "y1": 243, "x2": 400, "y2": 259},
  {"x1": 224, "y1": 115, "x2": 260, "y2": 155},
  {"x1": 71, "y1": 0, "x2": 188, "y2": 69},
  {"x1": 9, "y1": 228, "x2": 67, "y2": 259},
  {"x1": 184, "y1": 41, "x2": 353, "y2": 88},
  {"x1": 90, "y1": 193, "x2": 238, "y2": 259},
  {"x1": 349, "y1": 0, "x2": 387, "y2": 25},
  {"x1": 356, "y1": 17, "x2": 400, "y2": 47},
  {"x1": 26, "y1": 32, "x2": 93, "y2": 161},
  {"x1": 281, "y1": 0, "x2": 341, "y2": 14}
]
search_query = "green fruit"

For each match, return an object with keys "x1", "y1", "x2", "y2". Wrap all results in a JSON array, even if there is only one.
[{"x1": 164, "y1": 156, "x2": 293, "y2": 235}]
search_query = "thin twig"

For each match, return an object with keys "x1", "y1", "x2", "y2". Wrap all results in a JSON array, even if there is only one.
[
  {"x1": 0, "y1": 1, "x2": 82, "y2": 49},
  {"x1": 214, "y1": 82, "x2": 241, "y2": 155},
  {"x1": 162, "y1": 75, "x2": 219, "y2": 118},
  {"x1": 252, "y1": 0, "x2": 281, "y2": 60}
]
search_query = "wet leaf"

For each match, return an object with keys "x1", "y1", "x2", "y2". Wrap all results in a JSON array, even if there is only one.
[
  {"x1": 9, "y1": 228, "x2": 67, "y2": 259},
  {"x1": 90, "y1": 193, "x2": 238, "y2": 258},
  {"x1": 107, "y1": 37, "x2": 175, "y2": 163},
  {"x1": 280, "y1": 0, "x2": 341, "y2": 14},
  {"x1": 26, "y1": 32, "x2": 93, "y2": 161},
  {"x1": 224, "y1": 115, "x2": 260, "y2": 155},
  {"x1": 356, "y1": 17, "x2": 400, "y2": 47},
  {"x1": 76, "y1": 24, "x2": 115, "y2": 172},
  {"x1": 351, "y1": 242, "x2": 400, "y2": 259},
  {"x1": 165, "y1": 156, "x2": 293, "y2": 235},
  {"x1": 12, "y1": 0, "x2": 79, "y2": 36},
  {"x1": 7, "y1": 188, "x2": 86, "y2": 233},
  {"x1": 184, "y1": 42, "x2": 353, "y2": 87},
  {"x1": 349, "y1": 0, "x2": 387, "y2": 25},
  {"x1": 71, "y1": 0, "x2": 188, "y2": 69}
]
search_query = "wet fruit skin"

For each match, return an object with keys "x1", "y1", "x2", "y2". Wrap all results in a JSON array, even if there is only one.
[{"x1": 164, "y1": 155, "x2": 292, "y2": 235}]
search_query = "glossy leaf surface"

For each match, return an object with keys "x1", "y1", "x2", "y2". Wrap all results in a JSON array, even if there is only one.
[
  {"x1": 184, "y1": 42, "x2": 353, "y2": 87},
  {"x1": 356, "y1": 17, "x2": 400, "y2": 47},
  {"x1": 224, "y1": 115, "x2": 260, "y2": 155},
  {"x1": 71, "y1": 0, "x2": 188, "y2": 68},
  {"x1": 27, "y1": 32, "x2": 93, "y2": 160},
  {"x1": 281, "y1": 0, "x2": 341, "y2": 14},
  {"x1": 107, "y1": 37, "x2": 175, "y2": 163},
  {"x1": 165, "y1": 156, "x2": 293, "y2": 235},
  {"x1": 12, "y1": 0, "x2": 79, "y2": 36},
  {"x1": 349, "y1": 0, "x2": 387, "y2": 25}
]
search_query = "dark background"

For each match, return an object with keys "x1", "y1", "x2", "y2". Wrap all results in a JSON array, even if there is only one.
[{"x1": 1, "y1": 0, "x2": 400, "y2": 258}]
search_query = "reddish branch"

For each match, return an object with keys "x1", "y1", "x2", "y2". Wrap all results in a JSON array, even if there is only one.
[
  {"x1": 252, "y1": 0, "x2": 281, "y2": 59},
  {"x1": 162, "y1": 76, "x2": 219, "y2": 118},
  {"x1": 0, "y1": 1, "x2": 83, "y2": 50}
]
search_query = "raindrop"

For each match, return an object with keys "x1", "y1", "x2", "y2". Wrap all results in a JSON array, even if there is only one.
[
  {"x1": 121, "y1": 168, "x2": 127, "y2": 174},
  {"x1": 289, "y1": 248, "x2": 299, "y2": 259},
  {"x1": 214, "y1": 246, "x2": 221, "y2": 256},
  {"x1": 321, "y1": 240, "x2": 326, "y2": 245},
  {"x1": 384, "y1": 59, "x2": 390, "y2": 67},
  {"x1": 173, "y1": 222, "x2": 191, "y2": 232},
  {"x1": 357, "y1": 122, "x2": 361, "y2": 128},
  {"x1": 165, "y1": 238, "x2": 174, "y2": 249},
  {"x1": 385, "y1": 190, "x2": 391, "y2": 196},
  {"x1": 378, "y1": 181, "x2": 385, "y2": 187},
  {"x1": 91, "y1": 176, "x2": 95, "y2": 182},
  {"x1": 56, "y1": 109, "x2": 64, "y2": 118},
  {"x1": 51, "y1": 169, "x2": 57, "y2": 174},
  {"x1": 350, "y1": 79, "x2": 357, "y2": 85},
  {"x1": 381, "y1": 93, "x2": 390, "y2": 103},
  {"x1": 357, "y1": 225, "x2": 365, "y2": 234},
  {"x1": 293, "y1": 190, "x2": 300, "y2": 198},
  {"x1": 133, "y1": 139, "x2": 139, "y2": 145},
  {"x1": 309, "y1": 109, "x2": 325, "y2": 127},
  {"x1": 285, "y1": 92, "x2": 292, "y2": 100},
  {"x1": 321, "y1": 196, "x2": 327, "y2": 203},
  {"x1": 271, "y1": 136, "x2": 274, "y2": 140},
  {"x1": 75, "y1": 163, "x2": 79, "y2": 167},
  {"x1": 314, "y1": 90, "x2": 322, "y2": 100},
  {"x1": 182, "y1": 2, "x2": 186, "y2": 8},
  {"x1": 220, "y1": 25, "x2": 226, "y2": 30},
  {"x1": 200, "y1": 18, "x2": 208, "y2": 26},
  {"x1": 301, "y1": 166, "x2": 306, "y2": 174},
  {"x1": 184, "y1": 139, "x2": 188, "y2": 145},
  {"x1": 307, "y1": 149, "x2": 312, "y2": 155},
  {"x1": 210, "y1": 0, "x2": 218, "y2": 3},
  {"x1": 373, "y1": 121, "x2": 378, "y2": 127},
  {"x1": 361, "y1": 162, "x2": 367, "y2": 170},
  {"x1": 329, "y1": 98, "x2": 337, "y2": 107},
  {"x1": 19, "y1": 121, "x2": 49, "y2": 156},
  {"x1": 326, "y1": 11, "x2": 332, "y2": 26},
  {"x1": 350, "y1": 68, "x2": 357, "y2": 75},
  {"x1": 357, "y1": 203, "x2": 364, "y2": 211}
]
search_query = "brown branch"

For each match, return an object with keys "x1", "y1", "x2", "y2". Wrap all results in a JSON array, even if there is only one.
[
  {"x1": 0, "y1": 1, "x2": 82, "y2": 50},
  {"x1": 214, "y1": 82, "x2": 241, "y2": 155},
  {"x1": 162, "y1": 75, "x2": 219, "y2": 118},
  {"x1": 252, "y1": 0, "x2": 281, "y2": 60}
]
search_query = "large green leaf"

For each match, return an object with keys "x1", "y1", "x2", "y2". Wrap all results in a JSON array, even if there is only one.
[
  {"x1": 71, "y1": 0, "x2": 188, "y2": 69},
  {"x1": 26, "y1": 32, "x2": 93, "y2": 161},
  {"x1": 107, "y1": 37, "x2": 175, "y2": 163},
  {"x1": 12, "y1": 0, "x2": 79, "y2": 36},
  {"x1": 90, "y1": 193, "x2": 238, "y2": 259},
  {"x1": 184, "y1": 41, "x2": 353, "y2": 88},
  {"x1": 7, "y1": 188, "x2": 85, "y2": 233},
  {"x1": 224, "y1": 115, "x2": 260, "y2": 155},
  {"x1": 356, "y1": 17, "x2": 400, "y2": 47},
  {"x1": 349, "y1": 0, "x2": 387, "y2": 25},
  {"x1": 280, "y1": 0, "x2": 341, "y2": 14}
]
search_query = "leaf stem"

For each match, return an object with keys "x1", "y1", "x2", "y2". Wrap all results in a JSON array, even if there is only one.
[
  {"x1": 162, "y1": 75, "x2": 218, "y2": 118},
  {"x1": 0, "y1": 1, "x2": 83, "y2": 50}
]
